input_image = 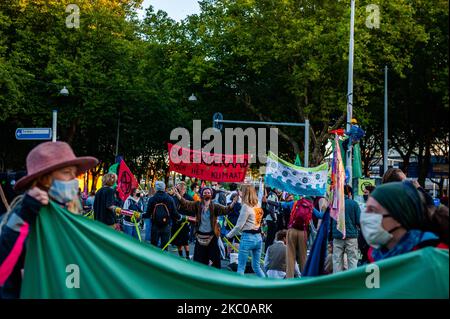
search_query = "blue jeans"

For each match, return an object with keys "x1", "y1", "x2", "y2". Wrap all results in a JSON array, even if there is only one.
[
  {"x1": 237, "y1": 233, "x2": 266, "y2": 277},
  {"x1": 144, "y1": 219, "x2": 151, "y2": 242},
  {"x1": 122, "y1": 223, "x2": 139, "y2": 240}
]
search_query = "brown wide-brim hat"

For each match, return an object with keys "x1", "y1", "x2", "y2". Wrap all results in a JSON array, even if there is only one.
[{"x1": 14, "y1": 141, "x2": 99, "y2": 192}]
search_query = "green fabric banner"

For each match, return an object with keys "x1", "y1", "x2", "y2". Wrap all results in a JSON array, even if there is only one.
[
  {"x1": 21, "y1": 202, "x2": 449, "y2": 299},
  {"x1": 352, "y1": 143, "x2": 363, "y2": 179}
]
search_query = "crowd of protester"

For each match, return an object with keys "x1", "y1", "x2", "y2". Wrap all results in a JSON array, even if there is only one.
[{"x1": 0, "y1": 142, "x2": 448, "y2": 299}]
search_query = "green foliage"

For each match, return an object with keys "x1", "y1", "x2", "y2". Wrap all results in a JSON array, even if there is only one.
[{"x1": 0, "y1": 0, "x2": 447, "y2": 182}]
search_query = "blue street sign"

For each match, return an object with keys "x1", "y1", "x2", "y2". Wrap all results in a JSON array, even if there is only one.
[{"x1": 15, "y1": 128, "x2": 52, "y2": 140}]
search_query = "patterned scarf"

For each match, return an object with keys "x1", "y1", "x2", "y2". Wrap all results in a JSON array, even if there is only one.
[{"x1": 371, "y1": 230, "x2": 439, "y2": 262}]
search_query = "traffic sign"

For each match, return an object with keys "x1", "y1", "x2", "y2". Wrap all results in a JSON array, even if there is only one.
[
  {"x1": 212, "y1": 112, "x2": 223, "y2": 130},
  {"x1": 15, "y1": 128, "x2": 52, "y2": 140}
]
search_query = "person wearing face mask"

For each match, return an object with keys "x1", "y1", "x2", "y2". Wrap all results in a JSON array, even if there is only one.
[
  {"x1": 0, "y1": 141, "x2": 98, "y2": 299},
  {"x1": 173, "y1": 187, "x2": 238, "y2": 268},
  {"x1": 121, "y1": 188, "x2": 143, "y2": 239},
  {"x1": 363, "y1": 185, "x2": 376, "y2": 203},
  {"x1": 361, "y1": 181, "x2": 448, "y2": 263},
  {"x1": 356, "y1": 185, "x2": 376, "y2": 266}
]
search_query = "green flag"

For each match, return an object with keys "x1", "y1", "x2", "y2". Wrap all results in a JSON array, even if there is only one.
[
  {"x1": 352, "y1": 143, "x2": 363, "y2": 179},
  {"x1": 294, "y1": 155, "x2": 302, "y2": 200},
  {"x1": 107, "y1": 162, "x2": 120, "y2": 189},
  {"x1": 21, "y1": 201, "x2": 449, "y2": 299},
  {"x1": 294, "y1": 154, "x2": 302, "y2": 167},
  {"x1": 331, "y1": 138, "x2": 363, "y2": 179},
  {"x1": 108, "y1": 163, "x2": 119, "y2": 174}
]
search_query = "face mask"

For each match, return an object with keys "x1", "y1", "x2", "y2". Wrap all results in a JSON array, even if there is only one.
[
  {"x1": 360, "y1": 212, "x2": 393, "y2": 249},
  {"x1": 48, "y1": 179, "x2": 79, "y2": 204},
  {"x1": 203, "y1": 195, "x2": 212, "y2": 201},
  {"x1": 363, "y1": 195, "x2": 369, "y2": 202}
]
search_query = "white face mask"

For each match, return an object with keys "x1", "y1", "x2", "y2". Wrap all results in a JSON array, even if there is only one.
[
  {"x1": 360, "y1": 212, "x2": 393, "y2": 249},
  {"x1": 48, "y1": 179, "x2": 79, "y2": 204}
]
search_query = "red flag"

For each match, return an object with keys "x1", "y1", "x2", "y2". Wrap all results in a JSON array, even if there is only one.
[
  {"x1": 329, "y1": 128, "x2": 345, "y2": 136},
  {"x1": 117, "y1": 160, "x2": 139, "y2": 201}
]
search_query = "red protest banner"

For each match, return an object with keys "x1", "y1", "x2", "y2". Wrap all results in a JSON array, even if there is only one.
[
  {"x1": 117, "y1": 160, "x2": 139, "y2": 201},
  {"x1": 168, "y1": 143, "x2": 249, "y2": 182}
]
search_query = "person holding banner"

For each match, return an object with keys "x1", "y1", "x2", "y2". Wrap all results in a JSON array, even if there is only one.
[
  {"x1": 0, "y1": 141, "x2": 98, "y2": 299},
  {"x1": 94, "y1": 173, "x2": 122, "y2": 229},
  {"x1": 122, "y1": 188, "x2": 143, "y2": 239},
  {"x1": 173, "y1": 187, "x2": 238, "y2": 269}
]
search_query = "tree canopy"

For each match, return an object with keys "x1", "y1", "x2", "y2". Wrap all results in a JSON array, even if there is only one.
[{"x1": 0, "y1": 0, "x2": 448, "y2": 188}]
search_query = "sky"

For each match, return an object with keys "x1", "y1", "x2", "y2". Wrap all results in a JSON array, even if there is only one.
[{"x1": 138, "y1": 0, "x2": 201, "y2": 21}]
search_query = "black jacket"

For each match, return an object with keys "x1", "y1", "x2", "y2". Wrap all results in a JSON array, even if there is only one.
[
  {"x1": 142, "y1": 191, "x2": 181, "y2": 225},
  {"x1": 0, "y1": 195, "x2": 42, "y2": 299}
]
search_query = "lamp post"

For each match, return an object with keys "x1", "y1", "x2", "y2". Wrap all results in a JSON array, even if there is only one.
[
  {"x1": 115, "y1": 112, "x2": 121, "y2": 159},
  {"x1": 346, "y1": 0, "x2": 356, "y2": 183},
  {"x1": 383, "y1": 65, "x2": 389, "y2": 173},
  {"x1": 188, "y1": 93, "x2": 197, "y2": 102},
  {"x1": 53, "y1": 86, "x2": 69, "y2": 142}
]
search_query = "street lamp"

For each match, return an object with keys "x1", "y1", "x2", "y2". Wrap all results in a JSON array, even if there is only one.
[
  {"x1": 52, "y1": 86, "x2": 69, "y2": 142},
  {"x1": 188, "y1": 93, "x2": 197, "y2": 102},
  {"x1": 60, "y1": 86, "x2": 69, "y2": 96}
]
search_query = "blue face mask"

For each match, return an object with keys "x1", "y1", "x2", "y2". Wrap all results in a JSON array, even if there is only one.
[{"x1": 48, "y1": 179, "x2": 79, "y2": 204}]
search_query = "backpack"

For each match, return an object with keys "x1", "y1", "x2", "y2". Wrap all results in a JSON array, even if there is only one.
[
  {"x1": 288, "y1": 198, "x2": 313, "y2": 231},
  {"x1": 152, "y1": 202, "x2": 170, "y2": 228}
]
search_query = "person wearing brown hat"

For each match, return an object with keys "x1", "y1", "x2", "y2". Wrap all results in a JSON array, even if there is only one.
[{"x1": 0, "y1": 141, "x2": 98, "y2": 299}]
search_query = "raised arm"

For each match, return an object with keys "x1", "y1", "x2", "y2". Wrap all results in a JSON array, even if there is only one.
[
  {"x1": 313, "y1": 208, "x2": 324, "y2": 219},
  {"x1": 214, "y1": 196, "x2": 238, "y2": 216},
  {"x1": 178, "y1": 196, "x2": 199, "y2": 214}
]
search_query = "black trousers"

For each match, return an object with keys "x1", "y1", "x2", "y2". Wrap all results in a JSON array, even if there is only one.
[
  {"x1": 151, "y1": 224, "x2": 171, "y2": 248},
  {"x1": 265, "y1": 220, "x2": 278, "y2": 252},
  {"x1": 193, "y1": 235, "x2": 221, "y2": 269}
]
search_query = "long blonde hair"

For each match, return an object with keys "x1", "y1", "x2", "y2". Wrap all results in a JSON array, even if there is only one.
[{"x1": 240, "y1": 184, "x2": 259, "y2": 207}]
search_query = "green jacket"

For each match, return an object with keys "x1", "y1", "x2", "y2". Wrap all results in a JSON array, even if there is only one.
[{"x1": 331, "y1": 196, "x2": 361, "y2": 239}]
